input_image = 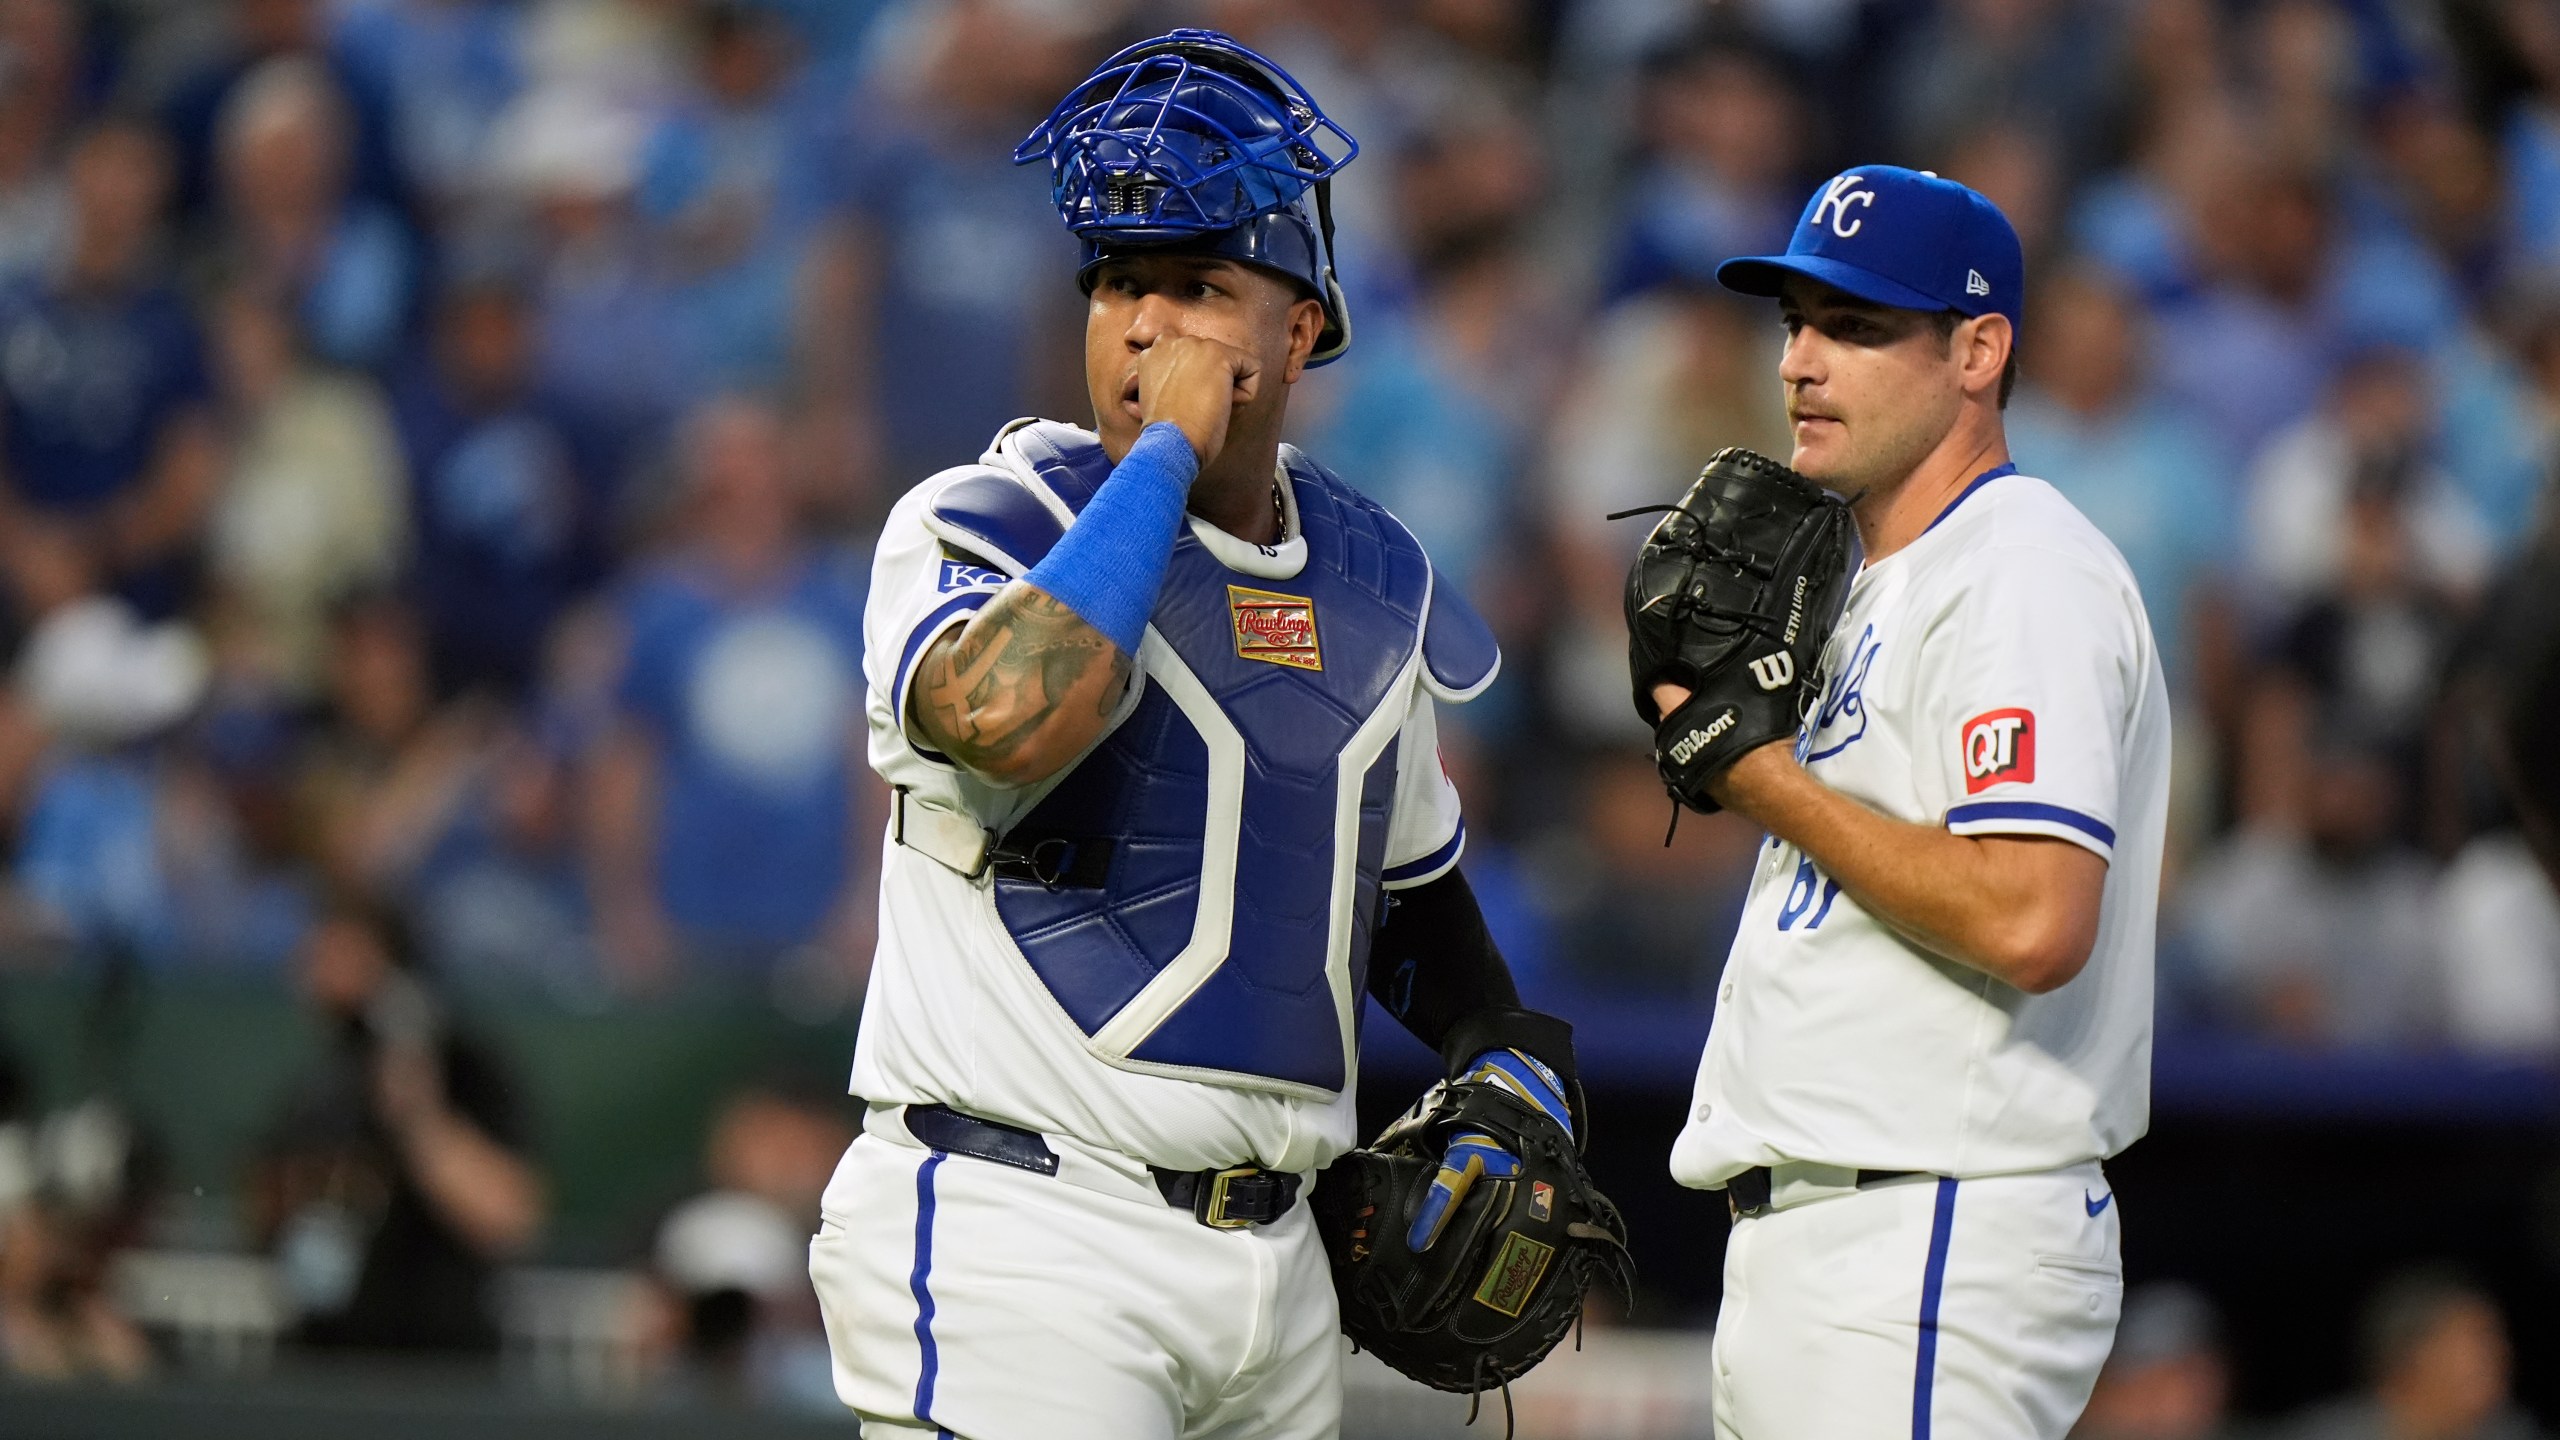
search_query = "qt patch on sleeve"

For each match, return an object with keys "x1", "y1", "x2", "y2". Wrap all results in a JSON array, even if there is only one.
[{"x1": 1961, "y1": 707, "x2": 2035, "y2": 793}]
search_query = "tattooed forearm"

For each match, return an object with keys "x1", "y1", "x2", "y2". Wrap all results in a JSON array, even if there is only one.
[{"x1": 910, "y1": 584, "x2": 1134, "y2": 785}]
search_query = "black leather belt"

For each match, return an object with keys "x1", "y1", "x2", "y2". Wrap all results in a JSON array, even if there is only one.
[
  {"x1": 905, "y1": 1103, "x2": 1058, "y2": 1175},
  {"x1": 901, "y1": 1105, "x2": 1298, "y2": 1229},
  {"x1": 1726, "y1": 1164, "x2": 1921, "y2": 1220},
  {"x1": 1149, "y1": 1164, "x2": 1302, "y2": 1230}
]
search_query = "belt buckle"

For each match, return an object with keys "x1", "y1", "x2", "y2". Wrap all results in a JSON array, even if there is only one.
[{"x1": 1196, "y1": 1166, "x2": 1265, "y2": 1229}]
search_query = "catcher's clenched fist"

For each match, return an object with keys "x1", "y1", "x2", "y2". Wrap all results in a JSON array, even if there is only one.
[{"x1": 1621, "y1": 447, "x2": 1855, "y2": 813}]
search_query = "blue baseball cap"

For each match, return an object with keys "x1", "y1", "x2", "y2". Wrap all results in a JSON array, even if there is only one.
[{"x1": 1717, "y1": 166, "x2": 2023, "y2": 334}]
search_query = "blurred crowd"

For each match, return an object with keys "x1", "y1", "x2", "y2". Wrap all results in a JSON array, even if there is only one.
[
  {"x1": 2077, "y1": 1273, "x2": 2546, "y2": 1440},
  {"x1": 0, "y1": 0, "x2": 2553, "y2": 1407},
  {"x1": 0, "y1": 894, "x2": 854, "y2": 1398},
  {"x1": 0, "y1": 0, "x2": 2553, "y2": 1039}
]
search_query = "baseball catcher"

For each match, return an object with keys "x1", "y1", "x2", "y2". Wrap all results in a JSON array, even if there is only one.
[{"x1": 807, "y1": 28, "x2": 1629, "y2": 1438}]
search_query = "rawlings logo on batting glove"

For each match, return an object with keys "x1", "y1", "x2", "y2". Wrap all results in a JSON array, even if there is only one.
[{"x1": 1406, "y1": 1049, "x2": 1574, "y2": 1252}]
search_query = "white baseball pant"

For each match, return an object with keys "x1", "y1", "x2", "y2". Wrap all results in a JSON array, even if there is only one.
[
  {"x1": 809, "y1": 1121, "x2": 1343, "y2": 1439},
  {"x1": 1712, "y1": 1159, "x2": 2122, "y2": 1439}
]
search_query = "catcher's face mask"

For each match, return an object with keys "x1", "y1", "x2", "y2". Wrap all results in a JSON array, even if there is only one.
[{"x1": 1015, "y1": 27, "x2": 1359, "y2": 367}]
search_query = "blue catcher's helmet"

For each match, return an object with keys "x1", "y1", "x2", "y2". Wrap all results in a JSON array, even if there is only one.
[{"x1": 1014, "y1": 28, "x2": 1360, "y2": 366}]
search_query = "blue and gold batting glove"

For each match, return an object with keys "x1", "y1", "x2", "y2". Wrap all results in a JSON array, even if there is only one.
[{"x1": 1405, "y1": 1048, "x2": 1574, "y2": 1252}]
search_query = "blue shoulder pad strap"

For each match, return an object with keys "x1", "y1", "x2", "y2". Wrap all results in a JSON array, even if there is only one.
[
  {"x1": 1002, "y1": 421, "x2": 1115, "y2": 513},
  {"x1": 921, "y1": 470, "x2": 1065, "y2": 578},
  {"x1": 923, "y1": 422, "x2": 1120, "y2": 576},
  {"x1": 1422, "y1": 567, "x2": 1499, "y2": 703}
]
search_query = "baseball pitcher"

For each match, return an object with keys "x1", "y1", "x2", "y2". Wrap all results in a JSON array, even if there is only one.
[{"x1": 1623, "y1": 167, "x2": 2169, "y2": 1438}]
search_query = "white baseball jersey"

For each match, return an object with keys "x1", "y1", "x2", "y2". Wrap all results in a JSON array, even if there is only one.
[
  {"x1": 1672, "y1": 466, "x2": 2169, "y2": 1186},
  {"x1": 847, "y1": 419, "x2": 1495, "y2": 1177}
]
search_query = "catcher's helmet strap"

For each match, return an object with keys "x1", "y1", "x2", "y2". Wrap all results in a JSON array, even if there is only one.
[{"x1": 1310, "y1": 176, "x2": 1350, "y2": 364}]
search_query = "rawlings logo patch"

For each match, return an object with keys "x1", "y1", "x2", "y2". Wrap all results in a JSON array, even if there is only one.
[
  {"x1": 1228, "y1": 585, "x2": 1321, "y2": 671},
  {"x1": 1962, "y1": 708, "x2": 2034, "y2": 793},
  {"x1": 1473, "y1": 1232, "x2": 1556, "y2": 1317}
]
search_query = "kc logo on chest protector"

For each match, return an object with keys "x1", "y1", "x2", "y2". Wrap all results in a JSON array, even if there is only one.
[
  {"x1": 1228, "y1": 585, "x2": 1322, "y2": 671},
  {"x1": 1961, "y1": 708, "x2": 2035, "y2": 792}
]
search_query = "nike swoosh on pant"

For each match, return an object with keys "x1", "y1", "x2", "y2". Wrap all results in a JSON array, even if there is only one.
[{"x1": 2084, "y1": 1190, "x2": 2112, "y2": 1217}]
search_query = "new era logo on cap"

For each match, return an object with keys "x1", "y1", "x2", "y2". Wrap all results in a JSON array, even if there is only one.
[{"x1": 1716, "y1": 165, "x2": 2024, "y2": 332}]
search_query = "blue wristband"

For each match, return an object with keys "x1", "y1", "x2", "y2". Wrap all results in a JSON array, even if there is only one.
[{"x1": 1023, "y1": 423, "x2": 1197, "y2": 654}]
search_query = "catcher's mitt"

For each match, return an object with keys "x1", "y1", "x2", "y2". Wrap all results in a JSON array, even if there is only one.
[
  {"x1": 1621, "y1": 447, "x2": 1855, "y2": 812},
  {"x1": 1311, "y1": 1067, "x2": 1634, "y2": 1410}
]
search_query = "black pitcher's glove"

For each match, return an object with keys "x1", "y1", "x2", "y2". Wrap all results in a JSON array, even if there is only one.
[
  {"x1": 1311, "y1": 1012, "x2": 1633, "y2": 1404},
  {"x1": 1621, "y1": 447, "x2": 1855, "y2": 812}
]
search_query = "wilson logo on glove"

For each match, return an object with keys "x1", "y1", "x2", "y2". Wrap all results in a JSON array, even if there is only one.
[
  {"x1": 1669, "y1": 709, "x2": 1738, "y2": 765},
  {"x1": 1962, "y1": 708, "x2": 2035, "y2": 792},
  {"x1": 1748, "y1": 652, "x2": 1795, "y2": 690}
]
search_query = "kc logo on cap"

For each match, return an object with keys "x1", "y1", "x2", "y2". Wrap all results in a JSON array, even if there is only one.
[
  {"x1": 1810, "y1": 173, "x2": 1876, "y2": 239},
  {"x1": 1714, "y1": 165, "x2": 2025, "y2": 334}
]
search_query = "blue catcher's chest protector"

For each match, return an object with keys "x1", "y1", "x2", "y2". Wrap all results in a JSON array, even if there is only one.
[{"x1": 924, "y1": 422, "x2": 1491, "y2": 1099}]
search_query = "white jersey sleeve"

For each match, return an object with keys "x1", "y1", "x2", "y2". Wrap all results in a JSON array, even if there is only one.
[
  {"x1": 1379, "y1": 690, "x2": 1466, "y2": 889},
  {"x1": 861, "y1": 473, "x2": 1092, "y2": 844},
  {"x1": 1918, "y1": 543, "x2": 2148, "y2": 863},
  {"x1": 863, "y1": 472, "x2": 1012, "y2": 765}
]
